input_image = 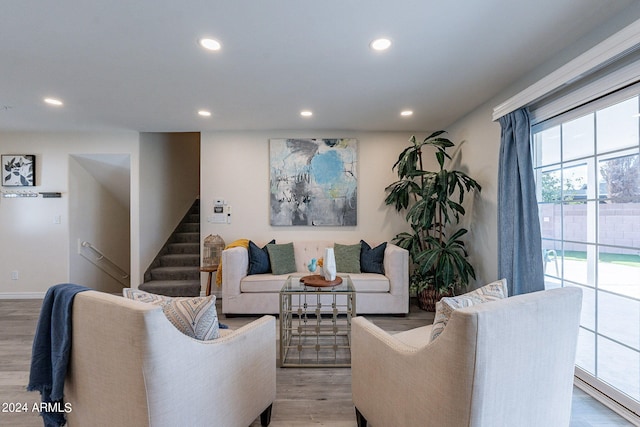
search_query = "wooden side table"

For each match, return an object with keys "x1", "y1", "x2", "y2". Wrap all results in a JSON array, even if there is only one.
[{"x1": 200, "y1": 265, "x2": 218, "y2": 296}]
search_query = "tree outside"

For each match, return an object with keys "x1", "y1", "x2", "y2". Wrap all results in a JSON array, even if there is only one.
[{"x1": 600, "y1": 154, "x2": 640, "y2": 203}]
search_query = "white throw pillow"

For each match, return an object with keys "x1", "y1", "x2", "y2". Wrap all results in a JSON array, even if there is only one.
[
  {"x1": 122, "y1": 289, "x2": 220, "y2": 341},
  {"x1": 429, "y1": 279, "x2": 508, "y2": 342}
]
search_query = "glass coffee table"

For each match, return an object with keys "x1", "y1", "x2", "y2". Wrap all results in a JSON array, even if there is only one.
[{"x1": 279, "y1": 275, "x2": 356, "y2": 367}]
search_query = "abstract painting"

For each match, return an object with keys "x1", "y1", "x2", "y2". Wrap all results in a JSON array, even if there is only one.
[
  {"x1": 270, "y1": 138, "x2": 357, "y2": 226},
  {"x1": 2, "y1": 154, "x2": 35, "y2": 186}
]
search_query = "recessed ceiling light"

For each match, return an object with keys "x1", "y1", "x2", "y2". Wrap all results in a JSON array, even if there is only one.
[
  {"x1": 44, "y1": 97, "x2": 63, "y2": 106},
  {"x1": 199, "y1": 38, "x2": 221, "y2": 51},
  {"x1": 370, "y1": 38, "x2": 391, "y2": 51},
  {"x1": 401, "y1": 110, "x2": 413, "y2": 117},
  {"x1": 300, "y1": 110, "x2": 313, "y2": 117},
  {"x1": 198, "y1": 110, "x2": 212, "y2": 117}
]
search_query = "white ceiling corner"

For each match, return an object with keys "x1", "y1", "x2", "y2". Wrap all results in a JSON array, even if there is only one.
[{"x1": 0, "y1": 0, "x2": 638, "y2": 133}]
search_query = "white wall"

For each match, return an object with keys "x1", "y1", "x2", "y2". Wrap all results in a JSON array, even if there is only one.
[
  {"x1": 446, "y1": 105, "x2": 501, "y2": 285},
  {"x1": 0, "y1": 131, "x2": 139, "y2": 296},
  {"x1": 0, "y1": 131, "x2": 201, "y2": 296},
  {"x1": 69, "y1": 155, "x2": 130, "y2": 293},
  {"x1": 137, "y1": 132, "x2": 200, "y2": 285},
  {"x1": 200, "y1": 131, "x2": 417, "y2": 248}
]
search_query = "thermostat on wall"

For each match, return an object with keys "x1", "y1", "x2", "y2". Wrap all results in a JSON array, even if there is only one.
[{"x1": 210, "y1": 199, "x2": 226, "y2": 223}]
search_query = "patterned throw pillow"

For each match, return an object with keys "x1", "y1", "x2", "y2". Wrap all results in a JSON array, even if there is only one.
[
  {"x1": 429, "y1": 279, "x2": 508, "y2": 342},
  {"x1": 122, "y1": 289, "x2": 220, "y2": 341},
  {"x1": 334, "y1": 243, "x2": 361, "y2": 273},
  {"x1": 160, "y1": 296, "x2": 220, "y2": 341},
  {"x1": 122, "y1": 288, "x2": 165, "y2": 303},
  {"x1": 360, "y1": 240, "x2": 386, "y2": 274}
]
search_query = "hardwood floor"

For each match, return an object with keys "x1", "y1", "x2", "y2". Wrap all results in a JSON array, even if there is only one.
[
  {"x1": 1, "y1": 299, "x2": 41, "y2": 427},
  {"x1": 0, "y1": 298, "x2": 634, "y2": 427}
]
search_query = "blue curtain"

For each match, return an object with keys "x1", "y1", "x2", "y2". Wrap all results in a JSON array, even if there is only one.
[{"x1": 498, "y1": 108, "x2": 544, "y2": 295}]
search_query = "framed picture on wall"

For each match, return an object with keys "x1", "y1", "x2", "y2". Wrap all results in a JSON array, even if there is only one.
[
  {"x1": 269, "y1": 138, "x2": 357, "y2": 226},
  {"x1": 2, "y1": 154, "x2": 36, "y2": 187}
]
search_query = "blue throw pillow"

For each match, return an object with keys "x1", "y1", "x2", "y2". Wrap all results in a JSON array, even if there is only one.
[
  {"x1": 360, "y1": 240, "x2": 386, "y2": 274},
  {"x1": 247, "y1": 239, "x2": 275, "y2": 275}
]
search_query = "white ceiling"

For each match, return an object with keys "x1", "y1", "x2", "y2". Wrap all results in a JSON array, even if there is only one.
[{"x1": 0, "y1": 1, "x2": 637, "y2": 133}]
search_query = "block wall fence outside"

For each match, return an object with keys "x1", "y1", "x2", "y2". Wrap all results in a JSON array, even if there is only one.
[{"x1": 540, "y1": 203, "x2": 640, "y2": 255}]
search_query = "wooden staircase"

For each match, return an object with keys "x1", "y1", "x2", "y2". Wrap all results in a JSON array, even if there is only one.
[{"x1": 139, "y1": 199, "x2": 202, "y2": 297}]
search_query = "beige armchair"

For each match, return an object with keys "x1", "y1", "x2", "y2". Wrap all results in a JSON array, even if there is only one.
[
  {"x1": 64, "y1": 291, "x2": 276, "y2": 427},
  {"x1": 352, "y1": 287, "x2": 582, "y2": 427}
]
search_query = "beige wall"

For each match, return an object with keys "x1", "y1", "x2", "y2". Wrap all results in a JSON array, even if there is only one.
[
  {"x1": 0, "y1": 131, "x2": 200, "y2": 297},
  {"x1": 447, "y1": 103, "x2": 502, "y2": 285},
  {"x1": 0, "y1": 131, "x2": 139, "y2": 296},
  {"x1": 200, "y1": 131, "x2": 419, "y2": 249},
  {"x1": 69, "y1": 154, "x2": 131, "y2": 293}
]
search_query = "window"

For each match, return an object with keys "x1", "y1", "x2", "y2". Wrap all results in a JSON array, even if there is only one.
[{"x1": 533, "y1": 89, "x2": 640, "y2": 414}]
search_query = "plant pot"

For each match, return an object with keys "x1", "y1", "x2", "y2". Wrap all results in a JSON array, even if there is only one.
[{"x1": 417, "y1": 288, "x2": 452, "y2": 312}]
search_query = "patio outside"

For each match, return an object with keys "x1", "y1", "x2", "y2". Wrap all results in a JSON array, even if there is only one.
[{"x1": 544, "y1": 253, "x2": 640, "y2": 404}]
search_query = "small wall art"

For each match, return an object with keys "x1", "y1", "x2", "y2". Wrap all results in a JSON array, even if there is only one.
[
  {"x1": 269, "y1": 138, "x2": 357, "y2": 226},
  {"x1": 2, "y1": 154, "x2": 36, "y2": 187}
]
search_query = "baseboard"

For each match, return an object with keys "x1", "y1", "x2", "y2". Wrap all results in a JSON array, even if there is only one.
[
  {"x1": 0, "y1": 292, "x2": 46, "y2": 299},
  {"x1": 574, "y1": 376, "x2": 640, "y2": 425}
]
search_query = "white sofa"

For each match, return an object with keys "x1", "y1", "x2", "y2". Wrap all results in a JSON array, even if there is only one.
[
  {"x1": 351, "y1": 287, "x2": 583, "y2": 427},
  {"x1": 64, "y1": 291, "x2": 276, "y2": 427},
  {"x1": 221, "y1": 241, "x2": 409, "y2": 315}
]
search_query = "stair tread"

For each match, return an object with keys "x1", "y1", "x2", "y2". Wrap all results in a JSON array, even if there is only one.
[
  {"x1": 144, "y1": 199, "x2": 201, "y2": 283},
  {"x1": 173, "y1": 232, "x2": 199, "y2": 242},
  {"x1": 159, "y1": 253, "x2": 200, "y2": 267},
  {"x1": 167, "y1": 242, "x2": 199, "y2": 253},
  {"x1": 152, "y1": 266, "x2": 200, "y2": 272},
  {"x1": 142, "y1": 279, "x2": 201, "y2": 285},
  {"x1": 162, "y1": 254, "x2": 200, "y2": 259},
  {"x1": 139, "y1": 280, "x2": 202, "y2": 297},
  {"x1": 178, "y1": 224, "x2": 199, "y2": 231}
]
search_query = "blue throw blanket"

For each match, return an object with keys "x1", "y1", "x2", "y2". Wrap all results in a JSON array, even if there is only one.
[{"x1": 27, "y1": 283, "x2": 90, "y2": 427}]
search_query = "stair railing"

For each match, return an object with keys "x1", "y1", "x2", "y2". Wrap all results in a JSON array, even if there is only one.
[{"x1": 79, "y1": 240, "x2": 130, "y2": 286}]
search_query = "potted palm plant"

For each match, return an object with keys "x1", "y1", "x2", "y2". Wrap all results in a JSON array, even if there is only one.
[{"x1": 385, "y1": 131, "x2": 481, "y2": 310}]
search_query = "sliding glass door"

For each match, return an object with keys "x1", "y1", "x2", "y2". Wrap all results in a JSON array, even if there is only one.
[{"x1": 532, "y1": 89, "x2": 640, "y2": 414}]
